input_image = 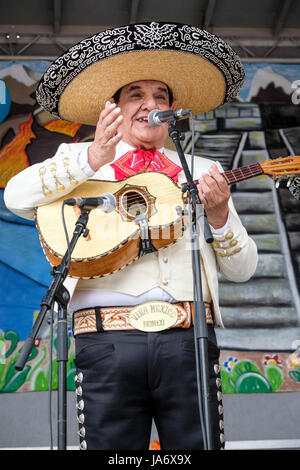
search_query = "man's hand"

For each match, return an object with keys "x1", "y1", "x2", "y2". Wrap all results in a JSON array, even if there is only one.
[
  {"x1": 88, "y1": 101, "x2": 123, "y2": 171},
  {"x1": 197, "y1": 164, "x2": 230, "y2": 229}
]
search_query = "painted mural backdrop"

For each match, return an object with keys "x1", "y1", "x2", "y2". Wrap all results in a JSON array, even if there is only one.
[{"x1": 0, "y1": 60, "x2": 300, "y2": 394}]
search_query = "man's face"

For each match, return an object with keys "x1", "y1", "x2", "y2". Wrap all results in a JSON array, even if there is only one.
[{"x1": 115, "y1": 80, "x2": 175, "y2": 149}]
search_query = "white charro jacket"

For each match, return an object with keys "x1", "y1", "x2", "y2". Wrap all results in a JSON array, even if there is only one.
[{"x1": 4, "y1": 141, "x2": 258, "y2": 327}]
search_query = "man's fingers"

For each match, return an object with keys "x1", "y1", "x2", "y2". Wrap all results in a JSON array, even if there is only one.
[
  {"x1": 94, "y1": 102, "x2": 123, "y2": 145},
  {"x1": 96, "y1": 101, "x2": 121, "y2": 130},
  {"x1": 109, "y1": 131, "x2": 123, "y2": 146},
  {"x1": 102, "y1": 106, "x2": 122, "y2": 128},
  {"x1": 197, "y1": 170, "x2": 228, "y2": 206},
  {"x1": 197, "y1": 178, "x2": 209, "y2": 205},
  {"x1": 97, "y1": 101, "x2": 116, "y2": 124},
  {"x1": 208, "y1": 164, "x2": 228, "y2": 190},
  {"x1": 199, "y1": 174, "x2": 215, "y2": 200},
  {"x1": 102, "y1": 114, "x2": 123, "y2": 144},
  {"x1": 199, "y1": 165, "x2": 229, "y2": 199}
]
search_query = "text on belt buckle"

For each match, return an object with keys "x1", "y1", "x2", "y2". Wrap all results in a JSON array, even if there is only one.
[{"x1": 129, "y1": 301, "x2": 179, "y2": 332}]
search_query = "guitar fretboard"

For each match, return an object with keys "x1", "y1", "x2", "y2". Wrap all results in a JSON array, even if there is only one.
[{"x1": 223, "y1": 162, "x2": 263, "y2": 185}]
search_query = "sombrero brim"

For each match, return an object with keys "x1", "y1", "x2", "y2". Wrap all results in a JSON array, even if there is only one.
[{"x1": 36, "y1": 22, "x2": 244, "y2": 126}]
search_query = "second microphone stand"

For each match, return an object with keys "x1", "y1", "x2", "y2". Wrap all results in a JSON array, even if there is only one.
[
  {"x1": 168, "y1": 119, "x2": 214, "y2": 450},
  {"x1": 15, "y1": 207, "x2": 92, "y2": 450}
]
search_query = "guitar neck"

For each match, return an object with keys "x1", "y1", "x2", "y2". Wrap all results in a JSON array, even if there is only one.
[
  {"x1": 193, "y1": 162, "x2": 264, "y2": 185},
  {"x1": 223, "y1": 162, "x2": 264, "y2": 185}
]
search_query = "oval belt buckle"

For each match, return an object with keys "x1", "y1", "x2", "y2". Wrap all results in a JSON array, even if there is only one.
[{"x1": 129, "y1": 301, "x2": 179, "y2": 332}]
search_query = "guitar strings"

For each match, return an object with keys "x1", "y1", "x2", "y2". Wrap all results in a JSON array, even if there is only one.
[
  {"x1": 90, "y1": 164, "x2": 264, "y2": 206},
  {"x1": 64, "y1": 160, "x2": 298, "y2": 208}
]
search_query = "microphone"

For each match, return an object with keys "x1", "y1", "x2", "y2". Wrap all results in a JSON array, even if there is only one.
[
  {"x1": 64, "y1": 193, "x2": 117, "y2": 213},
  {"x1": 148, "y1": 108, "x2": 191, "y2": 127}
]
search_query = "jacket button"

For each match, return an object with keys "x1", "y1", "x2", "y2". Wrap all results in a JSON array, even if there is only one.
[{"x1": 225, "y1": 231, "x2": 234, "y2": 240}]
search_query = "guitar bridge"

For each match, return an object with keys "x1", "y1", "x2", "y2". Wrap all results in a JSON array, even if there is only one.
[{"x1": 135, "y1": 214, "x2": 157, "y2": 257}]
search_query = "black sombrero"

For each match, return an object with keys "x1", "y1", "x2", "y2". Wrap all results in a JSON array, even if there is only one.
[{"x1": 36, "y1": 22, "x2": 244, "y2": 126}]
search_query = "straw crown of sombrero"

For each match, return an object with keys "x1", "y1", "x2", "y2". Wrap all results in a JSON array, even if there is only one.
[{"x1": 36, "y1": 22, "x2": 244, "y2": 126}]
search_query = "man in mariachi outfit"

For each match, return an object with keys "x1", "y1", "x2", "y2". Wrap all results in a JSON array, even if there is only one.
[{"x1": 4, "y1": 22, "x2": 258, "y2": 450}]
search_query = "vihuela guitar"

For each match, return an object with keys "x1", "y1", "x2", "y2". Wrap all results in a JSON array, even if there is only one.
[{"x1": 35, "y1": 155, "x2": 300, "y2": 279}]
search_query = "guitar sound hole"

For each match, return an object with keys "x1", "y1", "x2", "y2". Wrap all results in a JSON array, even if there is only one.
[{"x1": 121, "y1": 191, "x2": 148, "y2": 218}]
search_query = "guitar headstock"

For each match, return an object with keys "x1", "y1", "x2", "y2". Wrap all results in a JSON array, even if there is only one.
[
  {"x1": 260, "y1": 155, "x2": 300, "y2": 198},
  {"x1": 260, "y1": 155, "x2": 300, "y2": 177}
]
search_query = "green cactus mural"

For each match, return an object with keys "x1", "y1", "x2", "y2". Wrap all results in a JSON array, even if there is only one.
[
  {"x1": 287, "y1": 349, "x2": 300, "y2": 383},
  {"x1": 2, "y1": 329, "x2": 300, "y2": 394},
  {"x1": 0, "y1": 329, "x2": 76, "y2": 393},
  {"x1": 221, "y1": 355, "x2": 284, "y2": 394}
]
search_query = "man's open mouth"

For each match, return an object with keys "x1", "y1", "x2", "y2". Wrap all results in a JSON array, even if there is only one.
[{"x1": 136, "y1": 117, "x2": 149, "y2": 123}]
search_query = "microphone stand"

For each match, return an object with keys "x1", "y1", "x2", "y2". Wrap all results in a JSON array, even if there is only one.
[
  {"x1": 15, "y1": 207, "x2": 91, "y2": 450},
  {"x1": 168, "y1": 119, "x2": 214, "y2": 450}
]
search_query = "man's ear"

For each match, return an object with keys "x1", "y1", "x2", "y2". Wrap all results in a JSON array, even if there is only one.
[{"x1": 171, "y1": 100, "x2": 177, "y2": 110}]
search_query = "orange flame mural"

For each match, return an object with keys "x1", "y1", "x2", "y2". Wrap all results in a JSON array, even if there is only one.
[{"x1": 0, "y1": 114, "x2": 34, "y2": 188}]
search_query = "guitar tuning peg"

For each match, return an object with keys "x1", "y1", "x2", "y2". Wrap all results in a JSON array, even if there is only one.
[
  {"x1": 275, "y1": 177, "x2": 281, "y2": 189},
  {"x1": 289, "y1": 176, "x2": 300, "y2": 200}
]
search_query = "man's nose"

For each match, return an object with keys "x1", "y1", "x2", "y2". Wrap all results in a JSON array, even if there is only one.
[{"x1": 142, "y1": 95, "x2": 157, "y2": 110}]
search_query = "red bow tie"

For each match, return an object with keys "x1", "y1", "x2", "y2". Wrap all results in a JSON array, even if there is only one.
[{"x1": 110, "y1": 148, "x2": 182, "y2": 182}]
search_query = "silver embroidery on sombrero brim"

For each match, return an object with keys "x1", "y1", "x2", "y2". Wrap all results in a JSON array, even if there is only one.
[{"x1": 36, "y1": 22, "x2": 244, "y2": 118}]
